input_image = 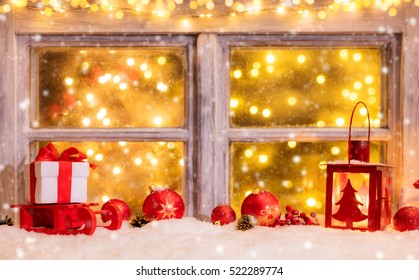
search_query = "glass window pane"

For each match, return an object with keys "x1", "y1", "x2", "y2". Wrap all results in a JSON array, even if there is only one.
[
  {"x1": 34, "y1": 47, "x2": 185, "y2": 128},
  {"x1": 33, "y1": 141, "x2": 184, "y2": 215},
  {"x1": 230, "y1": 141, "x2": 382, "y2": 216},
  {"x1": 230, "y1": 47, "x2": 383, "y2": 128}
]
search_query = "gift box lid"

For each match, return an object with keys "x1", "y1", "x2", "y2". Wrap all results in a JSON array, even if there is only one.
[
  {"x1": 401, "y1": 187, "x2": 419, "y2": 201},
  {"x1": 24, "y1": 161, "x2": 90, "y2": 179}
]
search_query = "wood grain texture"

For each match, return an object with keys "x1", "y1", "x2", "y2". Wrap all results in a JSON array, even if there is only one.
[
  {"x1": 13, "y1": 7, "x2": 405, "y2": 35},
  {"x1": 196, "y1": 34, "x2": 218, "y2": 219},
  {"x1": 401, "y1": 3, "x2": 419, "y2": 207},
  {"x1": 0, "y1": 13, "x2": 17, "y2": 218}
]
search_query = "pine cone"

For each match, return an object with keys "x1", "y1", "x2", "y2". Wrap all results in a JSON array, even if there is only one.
[
  {"x1": 236, "y1": 215, "x2": 256, "y2": 231},
  {"x1": 130, "y1": 211, "x2": 150, "y2": 228},
  {"x1": 0, "y1": 215, "x2": 14, "y2": 226}
]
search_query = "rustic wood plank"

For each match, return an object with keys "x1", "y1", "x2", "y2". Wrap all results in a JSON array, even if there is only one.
[
  {"x1": 182, "y1": 38, "x2": 197, "y2": 217},
  {"x1": 196, "y1": 33, "x2": 216, "y2": 219},
  {"x1": 24, "y1": 129, "x2": 190, "y2": 141},
  {"x1": 385, "y1": 31, "x2": 403, "y2": 214},
  {"x1": 0, "y1": 14, "x2": 7, "y2": 215},
  {"x1": 228, "y1": 128, "x2": 393, "y2": 142},
  {"x1": 13, "y1": 7, "x2": 405, "y2": 35},
  {"x1": 214, "y1": 33, "x2": 230, "y2": 209},
  {"x1": 196, "y1": 33, "x2": 230, "y2": 219},
  {"x1": 401, "y1": 3, "x2": 419, "y2": 208},
  {"x1": 0, "y1": 12, "x2": 18, "y2": 218}
]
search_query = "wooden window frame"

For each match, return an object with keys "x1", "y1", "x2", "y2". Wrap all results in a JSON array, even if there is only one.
[
  {"x1": 3, "y1": 8, "x2": 416, "y2": 220},
  {"x1": 197, "y1": 33, "x2": 401, "y2": 218},
  {"x1": 9, "y1": 33, "x2": 404, "y2": 219},
  {"x1": 14, "y1": 34, "x2": 198, "y2": 216}
]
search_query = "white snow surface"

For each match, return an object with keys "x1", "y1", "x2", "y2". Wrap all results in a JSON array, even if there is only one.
[{"x1": 1, "y1": 217, "x2": 419, "y2": 260}]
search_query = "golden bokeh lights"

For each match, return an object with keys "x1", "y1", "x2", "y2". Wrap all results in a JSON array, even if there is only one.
[
  {"x1": 1, "y1": 0, "x2": 414, "y2": 20},
  {"x1": 297, "y1": 55, "x2": 306, "y2": 64},
  {"x1": 229, "y1": 46, "x2": 384, "y2": 215},
  {"x1": 230, "y1": 47, "x2": 383, "y2": 128},
  {"x1": 35, "y1": 47, "x2": 185, "y2": 128},
  {"x1": 316, "y1": 75, "x2": 326, "y2": 84}
]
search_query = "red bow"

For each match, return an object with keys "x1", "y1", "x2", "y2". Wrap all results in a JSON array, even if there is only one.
[{"x1": 35, "y1": 142, "x2": 97, "y2": 169}]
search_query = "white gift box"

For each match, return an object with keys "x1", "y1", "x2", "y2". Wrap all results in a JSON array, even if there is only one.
[
  {"x1": 400, "y1": 187, "x2": 419, "y2": 208},
  {"x1": 24, "y1": 161, "x2": 90, "y2": 204}
]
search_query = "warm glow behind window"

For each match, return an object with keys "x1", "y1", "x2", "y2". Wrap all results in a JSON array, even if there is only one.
[
  {"x1": 230, "y1": 142, "x2": 382, "y2": 215},
  {"x1": 34, "y1": 141, "x2": 184, "y2": 214},
  {"x1": 34, "y1": 47, "x2": 185, "y2": 128},
  {"x1": 230, "y1": 47, "x2": 383, "y2": 128}
]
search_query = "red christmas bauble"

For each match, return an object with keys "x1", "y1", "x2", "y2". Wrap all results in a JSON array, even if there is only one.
[
  {"x1": 241, "y1": 190, "x2": 281, "y2": 227},
  {"x1": 45, "y1": 103, "x2": 61, "y2": 123},
  {"x1": 62, "y1": 93, "x2": 76, "y2": 109},
  {"x1": 103, "y1": 198, "x2": 132, "y2": 221},
  {"x1": 413, "y1": 180, "x2": 419, "y2": 189},
  {"x1": 85, "y1": 66, "x2": 104, "y2": 86},
  {"x1": 211, "y1": 205, "x2": 236, "y2": 225},
  {"x1": 393, "y1": 206, "x2": 419, "y2": 232},
  {"x1": 142, "y1": 186, "x2": 185, "y2": 220}
]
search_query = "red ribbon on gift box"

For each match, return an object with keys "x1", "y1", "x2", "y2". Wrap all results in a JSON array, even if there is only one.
[
  {"x1": 35, "y1": 142, "x2": 97, "y2": 168},
  {"x1": 30, "y1": 143, "x2": 96, "y2": 204}
]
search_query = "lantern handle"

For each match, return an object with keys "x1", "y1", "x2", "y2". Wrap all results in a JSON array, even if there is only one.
[{"x1": 348, "y1": 101, "x2": 371, "y2": 165}]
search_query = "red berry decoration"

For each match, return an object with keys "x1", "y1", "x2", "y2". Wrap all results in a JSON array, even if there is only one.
[
  {"x1": 103, "y1": 198, "x2": 132, "y2": 221},
  {"x1": 393, "y1": 206, "x2": 419, "y2": 232},
  {"x1": 240, "y1": 189, "x2": 281, "y2": 227},
  {"x1": 211, "y1": 205, "x2": 236, "y2": 225},
  {"x1": 276, "y1": 205, "x2": 319, "y2": 226},
  {"x1": 142, "y1": 185, "x2": 185, "y2": 221},
  {"x1": 413, "y1": 180, "x2": 419, "y2": 189}
]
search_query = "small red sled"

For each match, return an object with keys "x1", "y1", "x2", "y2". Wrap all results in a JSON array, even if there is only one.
[{"x1": 11, "y1": 202, "x2": 122, "y2": 235}]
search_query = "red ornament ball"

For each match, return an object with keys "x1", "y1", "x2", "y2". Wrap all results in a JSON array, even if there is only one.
[
  {"x1": 393, "y1": 206, "x2": 419, "y2": 231},
  {"x1": 142, "y1": 186, "x2": 185, "y2": 221},
  {"x1": 211, "y1": 205, "x2": 236, "y2": 225},
  {"x1": 393, "y1": 206, "x2": 419, "y2": 232},
  {"x1": 44, "y1": 103, "x2": 61, "y2": 123},
  {"x1": 103, "y1": 198, "x2": 132, "y2": 221},
  {"x1": 413, "y1": 180, "x2": 419, "y2": 189},
  {"x1": 241, "y1": 190, "x2": 281, "y2": 227}
]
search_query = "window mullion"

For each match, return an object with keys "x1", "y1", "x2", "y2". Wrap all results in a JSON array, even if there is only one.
[{"x1": 196, "y1": 33, "x2": 229, "y2": 219}]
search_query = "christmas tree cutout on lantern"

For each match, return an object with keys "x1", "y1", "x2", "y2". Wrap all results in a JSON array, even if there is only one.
[{"x1": 333, "y1": 179, "x2": 368, "y2": 228}]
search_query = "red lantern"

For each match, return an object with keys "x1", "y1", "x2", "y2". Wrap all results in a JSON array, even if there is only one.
[{"x1": 325, "y1": 102, "x2": 392, "y2": 231}]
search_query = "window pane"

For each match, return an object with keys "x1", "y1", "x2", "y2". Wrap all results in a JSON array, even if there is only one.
[
  {"x1": 230, "y1": 141, "x2": 382, "y2": 216},
  {"x1": 34, "y1": 47, "x2": 185, "y2": 128},
  {"x1": 33, "y1": 141, "x2": 184, "y2": 214},
  {"x1": 230, "y1": 47, "x2": 383, "y2": 128}
]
